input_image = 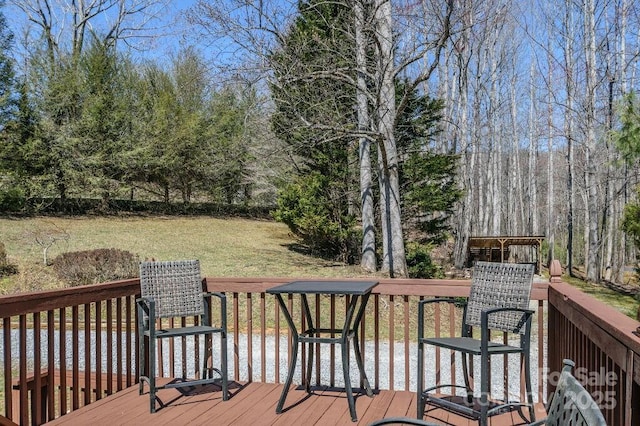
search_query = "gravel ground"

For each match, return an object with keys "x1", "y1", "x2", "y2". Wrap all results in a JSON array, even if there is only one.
[{"x1": 3, "y1": 329, "x2": 543, "y2": 403}]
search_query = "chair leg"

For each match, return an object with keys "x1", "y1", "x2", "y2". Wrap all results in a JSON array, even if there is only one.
[
  {"x1": 479, "y1": 351, "x2": 490, "y2": 426},
  {"x1": 524, "y1": 353, "x2": 535, "y2": 422},
  {"x1": 149, "y1": 336, "x2": 157, "y2": 413},
  {"x1": 221, "y1": 331, "x2": 228, "y2": 401},
  {"x1": 417, "y1": 340, "x2": 424, "y2": 418},
  {"x1": 137, "y1": 305, "x2": 146, "y2": 396},
  {"x1": 462, "y1": 353, "x2": 474, "y2": 404},
  {"x1": 139, "y1": 334, "x2": 146, "y2": 395},
  {"x1": 305, "y1": 340, "x2": 314, "y2": 393}
]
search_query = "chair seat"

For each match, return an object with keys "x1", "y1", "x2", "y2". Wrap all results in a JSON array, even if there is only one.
[
  {"x1": 144, "y1": 324, "x2": 224, "y2": 339},
  {"x1": 422, "y1": 336, "x2": 522, "y2": 355}
]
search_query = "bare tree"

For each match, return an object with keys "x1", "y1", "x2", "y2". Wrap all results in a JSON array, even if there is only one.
[
  {"x1": 582, "y1": 0, "x2": 601, "y2": 282},
  {"x1": 11, "y1": 0, "x2": 170, "y2": 62},
  {"x1": 188, "y1": 0, "x2": 452, "y2": 277},
  {"x1": 355, "y1": 0, "x2": 376, "y2": 272},
  {"x1": 374, "y1": 0, "x2": 406, "y2": 275},
  {"x1": 450, "y1": 0, "x2": 475, "y2": 268},
  {"x1": 25, "y1": 223, "x2": 69, "y2": 266}
]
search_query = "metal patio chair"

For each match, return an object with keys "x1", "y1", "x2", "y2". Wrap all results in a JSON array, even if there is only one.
[
  {"x1": 529, "y1": 359, "x2": 606, "y2": 426},
  {"x1": 137, "y1": 260, "x2": 228, "y2": 413},
  {"x1": 417, "y1": 261, "x2": 536, "y2": 426}
]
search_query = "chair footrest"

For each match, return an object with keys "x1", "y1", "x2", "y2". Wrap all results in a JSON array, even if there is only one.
[
  {"x1": 145, "y1": 325, "x2": 225, "y2": 338},
  {"x1": 159, "y1": 376, "x2": 224, "y2": 390},
  {"x1": 424, "y1": 393, "x2": 521, "y2": 420}
]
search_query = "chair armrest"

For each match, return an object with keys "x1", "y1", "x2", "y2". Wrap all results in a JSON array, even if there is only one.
[
  {"x1": 480, "y1": 307, "x2": 534, "y2": 337},
  {"x1": 418, "y1": 298, "x2": 467, "y2": 339},
  {"x1": 136, "y1": 295, "x2": 155, "y2": 305},
  {"x1": 203, "y1": 292, "x2": 227, "y2": 331},
  {"x1": 204, "y1": 291, "x2": 227, "y2": 301},
  {"x1": 136, "y1": 296, "x2": 156, "y2": 332}
]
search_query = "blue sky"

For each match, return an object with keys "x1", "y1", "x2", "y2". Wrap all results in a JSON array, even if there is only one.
[{"x1": 4, "y1": 0, "x2": 199, "y2": 67}]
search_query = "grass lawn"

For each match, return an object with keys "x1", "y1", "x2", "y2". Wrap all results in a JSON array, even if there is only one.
[
  {"x1": 1, "y1": 215, "x2": 638, "y2": 319},
  {"x1": 0, "y1": 215, "x2": 382, "y2": 294},
  {"x1": 561, "y1": 273, "x2": 639, "y2": 318}
]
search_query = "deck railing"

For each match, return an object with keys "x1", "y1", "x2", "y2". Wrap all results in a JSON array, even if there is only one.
[
  {"x1": 1, "y1": 280, "x2": 139, "y2": 425},
  {"x1": 0, "y1": 265, "x2": 638, "y2": 425},
  {"x1": 546, "y1": 261, "x2": 640, "y2": 426}
]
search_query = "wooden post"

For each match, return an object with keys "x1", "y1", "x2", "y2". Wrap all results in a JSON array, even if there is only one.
[{"x1": 549, "y1": 259, "x2": 562, "y2": 283}]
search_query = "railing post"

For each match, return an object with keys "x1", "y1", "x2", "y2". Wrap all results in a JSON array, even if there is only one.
[{"x1": 549, "y1": 259, "x2": 562, "y2": 283}]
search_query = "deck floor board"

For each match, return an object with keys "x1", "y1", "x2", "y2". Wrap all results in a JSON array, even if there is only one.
[{"x1": 45, "y1": 381, "x2": 545, "y2": 425}]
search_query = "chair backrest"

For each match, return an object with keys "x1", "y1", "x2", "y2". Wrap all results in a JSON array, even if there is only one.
[
  {"x1": 139, "y1": 259, "x2": 205, "y2": 319},
  {"x1": 544, "y1": 359, "x2": 607, "y2": 426},
  {"x1": 465, "y1": 261, "x2": 534, "y2": 334}
]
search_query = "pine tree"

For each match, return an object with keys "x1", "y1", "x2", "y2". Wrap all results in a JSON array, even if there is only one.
[{"x1": 270, "y1": 0, "x2": 359, "y2": 262}]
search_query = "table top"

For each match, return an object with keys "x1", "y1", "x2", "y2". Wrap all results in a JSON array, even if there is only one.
[{"x1": 266, "y1": 280, "x2": 379, "y2": 296}]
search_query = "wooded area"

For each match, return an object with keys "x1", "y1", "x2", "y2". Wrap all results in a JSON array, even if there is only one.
[{"x1": 1, "y1": 0, "x2": 640, "y2": 283}]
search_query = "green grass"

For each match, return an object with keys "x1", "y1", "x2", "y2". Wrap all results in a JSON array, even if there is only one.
[
  {"x1": 561, "y1": 273, "x2": 639, "y2": 319},
  {"x1": 1, "y1": 216, "x2": 638, "y2": 319},
  {"x1": 0, "y1": 215, "x2": 382, "y2": 294}
]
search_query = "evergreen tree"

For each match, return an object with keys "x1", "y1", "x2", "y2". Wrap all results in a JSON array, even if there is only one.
[
  {"x1": 396, "y1": 81, "x2": 462, "y2": 246},
  {"x1": 270, "y1": 0, "x2": 359, "y2": 262},
  {"x1": 270, "y1": 2, "x2": 461, "y2": 268},
  {"x1": 392, "y1": 81, "x2": 461, "y2": 278},
  {"x1": 1, "y1": 82, "x2": 40, "y2": 178},
  {"x1": 129, "y1": 50, "x2": 253, "y2": 205},
  {"x1": 617, "y1": 93, "x2": 640, "y2": 262},
  {"x1": 77, "y1": 38, "x2": 132, "y2": 205},
  {"x1": 206, "y1": 87, "x2": 253, "y2": 204}
]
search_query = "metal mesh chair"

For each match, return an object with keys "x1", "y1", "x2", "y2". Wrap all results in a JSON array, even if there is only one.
[
  {"x1": 529, "y1": 359, "x2": 606, "y2": 426},
  {"x1": 417, "y1": 261, "x2": 535, "y2": 426},
  {"x1": 137, "y1": 260, "x2": 228, "y2": 412}
]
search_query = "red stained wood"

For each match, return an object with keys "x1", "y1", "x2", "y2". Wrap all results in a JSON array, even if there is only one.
[{"x1": 44, "y1": 381, "x2": 545, "y2": 425}]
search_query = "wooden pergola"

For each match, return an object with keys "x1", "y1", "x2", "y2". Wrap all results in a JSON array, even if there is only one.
[{"x1": 467, "y1": 235, "x2": 545, "y2": 274}]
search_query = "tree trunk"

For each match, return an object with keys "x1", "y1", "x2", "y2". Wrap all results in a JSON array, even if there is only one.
[
  {"x1": 355, "y1": 0, "x2": 376, "y2": 272},
  {"x1": 564, "y1": 0, "x2": 576, "y2": 276},
  {"x1": 488, "y1": 44, "x2": 501, "y2": 235},
  {"x1": 546, "y1": 36, "x2": 554, "y2": 265},
  {"x1": 584, "y1": 0, "x2": 600, "y2": 282},
  {"x1": 375, "y1": 0, "x2": 406, "y2": 277}
]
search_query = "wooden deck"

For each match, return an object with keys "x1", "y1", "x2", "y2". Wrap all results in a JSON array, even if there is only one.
[{"x1": 45, "y1": 380, "x2": 546, "y2": 425}]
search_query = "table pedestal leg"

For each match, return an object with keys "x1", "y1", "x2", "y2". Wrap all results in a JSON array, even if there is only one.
[
  {"x1": 274, "y1": 294, "x2": 299, "y2": 414},
  {"x1": 352, "y1": 331, "x2": 374, "y2": 397},
  {"x1": 342, "y1": 338, "x2": 359, "y2": 422}
]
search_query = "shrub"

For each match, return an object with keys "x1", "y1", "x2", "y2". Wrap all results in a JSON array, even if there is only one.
[
  {"x1": 52, "y1": 248, "x2": 139, "y2": 286},
  {"x1": 406, "y1": 242, "x2": 443, "y2": 279},
  {"x1": 0, "y1": 187, "x2": 26, "y2": 213},
  {"x1": 0, "y1": 242, "x2": 19, "y2": 277},
  {"x1": 273, "y1": 173, "x2": 359, "y2": 263}
]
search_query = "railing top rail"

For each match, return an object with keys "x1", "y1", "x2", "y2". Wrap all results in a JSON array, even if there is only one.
[
  {"x1": 202, "y1": 276, "x2": 548, "y2": 299},
  {"x1": 0, "y1": 278, "x2": 140, "y2": 317},
  {"x1": 0, "y1": 275, "x2": 549, "y2": 318},
  {"x1": 548, "y1": 280, "x2": 640, "y2": 355}
]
